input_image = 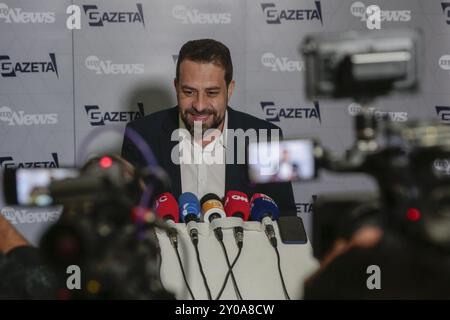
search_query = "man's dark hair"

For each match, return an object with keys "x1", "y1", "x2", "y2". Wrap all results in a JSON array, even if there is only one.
[{"x1": 176, "y1": 39, "x2": 233, "y2": 86}]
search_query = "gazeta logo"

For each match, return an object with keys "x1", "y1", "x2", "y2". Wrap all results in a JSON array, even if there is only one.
[
  {"x1": 82, "y1": 3, "x2": 145, "y2": 27},
  {"x1": 260, "y1": 101, "x2": 321, "y2": 123},
  {"x1": 261, "y1": 1, "x2": 323, "y2": 25},
  {"x1": 0, "y1": 153, "x2": 60, "y2": 169},
  {"x1": 0, "y1": 53, "x2": 58, "y2": 78}
]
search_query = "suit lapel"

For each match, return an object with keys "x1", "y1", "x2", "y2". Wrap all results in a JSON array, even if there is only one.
[
  {"x1": 160, "y1": 106, "x2": 181, "y2": 198},
  {"x1": 225, "y1": 107, "x2": 245, "y2": 192}
]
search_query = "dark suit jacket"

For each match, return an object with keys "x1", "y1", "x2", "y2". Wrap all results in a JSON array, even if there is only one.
[{"x1": 121, "y1": 106, "x2": 296, "y2": 216}]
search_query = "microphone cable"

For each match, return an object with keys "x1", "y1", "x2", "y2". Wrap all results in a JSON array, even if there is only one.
[
  {"x1": 266, "y1": 224, "x2": 290, "y2": 300},
  {"x1": 172, "y1": 242, "x2": 195, "y2": 300},
  {"x1": 193, "y1": 241, "x2": 212, "y2": 300},
  {"x1": 215, "y1": 246, "x2": 243, "y2": 300},
  {"x1": 273, "y1": 244, "x2": 291, "y2": 300},
  {"x1": 214, "y1": 229, "x2": 243, "y2": 300},
  {"x1": 155, "y1": 225, "x2": 195, "y2": 300}
]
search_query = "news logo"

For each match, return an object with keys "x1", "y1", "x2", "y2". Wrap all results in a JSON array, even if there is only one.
[
  {"x1": 1, "y1": 207, "x2": 61, "y2": 225},
  {"x1": 0, "y1": 106, "x2": 58, "y2": 126},
  {"x1": 261, "y1": 52, "x2": 304, "y2": 72},
  {"x1": 350, "y1": 1, "x2": 411, "y2": 26},
  {"x1": 261, "y1": 1, "x2": 323, "y2": 25},
  {"x1": 0, "y1": 153, "x2": 60, "y2": 169},
  {"x1": 439, "y1": 55, "x2": 450, "y2": 73},
  {"x1": 85, "y1": 55, "x2": 144, "y2": 75},
  {"x1": 260, "y1": 101, "x2": 321, "y2": 123},
  {"x1": 434, "y1": 158, "x2": 450, "y2": 176},
  {"x1": 82, "y1": 3, "x2": 145, "y2": 27},
  {"x1": 348, "y1": 103, "x2": 408, "y2": 122},
  {"x1": 172, "y1": 5, "x2": 231, "y2": 24},
  {"x1": 0, "y1": 3, "x2": 55, "y2": 23},
  {"x1": 436, "y1": 106, "x2": 450, "y2": 124},
  {"x1": 0, "y1": 53, "x2": 58, "y2": 78},
  {"x1": 84, "y1": 103, "x2": 145, "y2": 126}
]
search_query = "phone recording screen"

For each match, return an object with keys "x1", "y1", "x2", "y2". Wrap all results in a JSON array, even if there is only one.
[
  {"x1": 248, "y1": 139, "x2": 316, "y2": 183},
  {"x1": 16, "y1": 168, "x2": 79, "y2": 206}
]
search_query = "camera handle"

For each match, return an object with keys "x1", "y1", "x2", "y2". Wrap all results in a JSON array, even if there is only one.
[{"x1": 323, "y1": 99, "x2": 381, "y2": 173}]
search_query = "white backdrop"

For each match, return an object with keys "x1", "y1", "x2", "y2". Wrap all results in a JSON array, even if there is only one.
[{"x1": 1, "y1": 0, "x2": 449, "y2": 245}]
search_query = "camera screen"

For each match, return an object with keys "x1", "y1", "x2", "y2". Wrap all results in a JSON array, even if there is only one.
[
  {"x1": 16, "y1": 168, "x2": 79, "y2": 206},
  {"x1": 248, "y1": 139, "x2": 316, "y2": 183}
]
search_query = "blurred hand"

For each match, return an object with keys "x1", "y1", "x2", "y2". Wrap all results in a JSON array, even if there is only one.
[
  {"x1": 0, "y1": 213, "x2": 29, "y2": 253},
  {"x1": 305, "y1": 226, "x2": 383, "y2": 285}
]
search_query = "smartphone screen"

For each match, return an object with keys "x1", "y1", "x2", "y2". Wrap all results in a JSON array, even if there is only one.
[
  {"x1": 4, "y1": 168, "x2": 79, "y2": 206},
  {"x1": 248, "y1": 139, "x2": 316, "y2": 183}
]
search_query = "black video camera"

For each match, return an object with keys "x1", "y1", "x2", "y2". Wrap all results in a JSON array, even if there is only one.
[
  {"x1": 249, "y1": 29, "x2": 450, "y2": 260},
  {"x1": 301, "y1": 29, "x2": 450, "y2": 259},
  {"x1": 2, "y1": 155, "x2": 172, "y2": 299}
]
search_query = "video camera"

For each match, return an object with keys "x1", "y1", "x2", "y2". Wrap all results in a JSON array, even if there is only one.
[
  {"x1": 2, "y1": 155, "x2": 173, "y2": 299},
  {"x1": 249, "y1": 29, "x2": 450, "y2": 259}
]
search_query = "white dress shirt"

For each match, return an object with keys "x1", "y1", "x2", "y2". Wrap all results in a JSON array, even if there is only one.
[{"x1": 178, "y1": 112, "x2": 228, "y2": 201}]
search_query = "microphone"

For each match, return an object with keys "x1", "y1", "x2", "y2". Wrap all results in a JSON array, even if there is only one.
[
  {"x1": 180, "y1": 193, "x2": 213, "y2": 300},
  {"x1": 154, "y1": 192, "x2": 179, "y2": 248},
  {"x1": 200, "y1": 193, "x2": 226, "y2": 241},
  {"x1": 250, "y1": 193, "x2": 280, "y2": 247},
  {"x1": 224, "y1": 191, "x2": 250, "y2": 248},
  {"x1": 178, "y1": 192, "x2": 201, "y2": 245}
]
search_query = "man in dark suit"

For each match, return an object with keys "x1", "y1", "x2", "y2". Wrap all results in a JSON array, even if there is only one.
[{"x1": 121, "y1": 39, "x2": 296, "y2": 216}]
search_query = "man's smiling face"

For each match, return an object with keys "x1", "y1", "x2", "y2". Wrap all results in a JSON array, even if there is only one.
[{"x1": 175, "y1": 59, "x2": 234, "y2": 135}]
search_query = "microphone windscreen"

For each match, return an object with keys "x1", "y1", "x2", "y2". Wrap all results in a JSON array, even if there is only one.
[
  {"x1": 224, "y1": 190, "x2": 250, "y2": 221},
  {"x1": 154, "y1": 192, "x2": 179, "y2": 223},
  {"x1": 200, "y1": 193, "x2": 221, "y2": 205},
  {"x1": 178, "y1": 192, "x2": 201, "y2": 223},
  {"x1": 200, "y1": 193, "x2": 226, "y2": 221},
  {"x1": 250, "y1": 193, "x2": 280, "y2": 222}
]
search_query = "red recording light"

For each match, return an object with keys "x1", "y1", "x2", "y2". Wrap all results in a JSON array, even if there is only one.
[
  {"x1": 406, "y1": 208, "x2": 421, "y2": 222},
  {"x1": 99, "y1": 156, "x2": 113, "y2": 168}
]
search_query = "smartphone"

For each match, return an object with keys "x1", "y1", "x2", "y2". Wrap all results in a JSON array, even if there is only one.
[
  {"x1": 248, "y1": 138, "x2": 318, "y2": 184},
  {"x1": 278, "y1": 216, "x2": 308, "y2": 245},
  {"x1": 3, "y1": 168, "x2": 80, "y2": 206}
]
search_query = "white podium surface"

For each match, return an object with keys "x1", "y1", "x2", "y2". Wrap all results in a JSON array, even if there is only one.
[{"x1": 157, "y1": 221, "x2": 319, "y2": 300}]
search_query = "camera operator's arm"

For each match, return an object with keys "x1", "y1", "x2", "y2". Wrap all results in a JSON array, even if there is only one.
[
  {"x1": 0, "y1": 214, "x2": 59, "y2": 299},
  {"x1": 305, "y1": 226, "x2": 382, "y2": 287},
  {"x1": 0, "y1": 213, "x2": 29, "y2": 253}
]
